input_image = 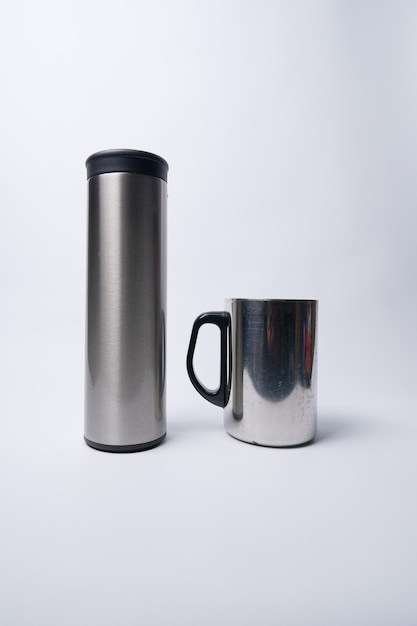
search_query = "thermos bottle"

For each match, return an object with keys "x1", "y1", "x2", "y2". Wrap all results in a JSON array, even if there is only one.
[{"x1": 84, "y1": 150, "x2": 168, "y2": 452}]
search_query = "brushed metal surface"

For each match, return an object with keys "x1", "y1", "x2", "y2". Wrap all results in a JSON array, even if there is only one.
[
  {"x1": 84, "y1": 172, "x2": 167, "y2": 447},
  {"x1": 224, "y1": 299, "x2": 318, "y2": 446}
]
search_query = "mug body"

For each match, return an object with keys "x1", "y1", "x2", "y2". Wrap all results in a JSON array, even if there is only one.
[{"x1": 224, "y1": 299, "x2": 318, "y2": 446}]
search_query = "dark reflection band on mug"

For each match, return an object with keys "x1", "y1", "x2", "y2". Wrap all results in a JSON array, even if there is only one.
[{"x1": 187, "y1": 299, "x2": 318, "y2": 447}]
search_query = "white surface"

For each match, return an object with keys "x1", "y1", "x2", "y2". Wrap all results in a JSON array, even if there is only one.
[{"x1": 1, "y1": 1, "x2": 417, "y2": 624}]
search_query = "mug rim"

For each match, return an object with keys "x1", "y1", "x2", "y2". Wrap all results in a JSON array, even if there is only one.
[{"x1": 225, "y1": 298, "x2": 318, "y2": 303}]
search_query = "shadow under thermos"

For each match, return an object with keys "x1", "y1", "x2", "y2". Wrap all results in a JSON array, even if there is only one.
[{"x1": 84, "y1": 150, "x2": 168, "y2": 452}]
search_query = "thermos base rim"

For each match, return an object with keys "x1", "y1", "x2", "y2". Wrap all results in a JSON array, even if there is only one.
[{"x1": 84, "y1": 434, "x2": 166, "y2": 453}]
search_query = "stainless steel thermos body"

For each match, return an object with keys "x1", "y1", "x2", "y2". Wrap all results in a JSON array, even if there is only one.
[
  {"x1": 187, "y1": 299, "x2": 318, "y2": 447},
  {"x1": 84, "y1": 150, "x2": 168, "y2": 452}
]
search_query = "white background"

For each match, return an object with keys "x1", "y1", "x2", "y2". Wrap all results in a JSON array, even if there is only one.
[{"x1": 1, "y1": 1, "x2": 417, "y2": 624}]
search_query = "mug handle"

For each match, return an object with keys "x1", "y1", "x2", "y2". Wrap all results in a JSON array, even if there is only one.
[{"x1": 186, "y1": 312, "x2": 231, "y2": 408}]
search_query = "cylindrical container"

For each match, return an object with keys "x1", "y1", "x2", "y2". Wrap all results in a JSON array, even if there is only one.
[
  {"x1": 187, "y1": 299, "x2": 318, "y2": 447},
  {"x1": 84, "y1": 150, "x2": 168, "y2": 452}
]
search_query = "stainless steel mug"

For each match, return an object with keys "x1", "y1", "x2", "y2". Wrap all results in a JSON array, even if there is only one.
[
  {"x1": 187, "y1": 299, "x2": 318, "y2": 446},
  {"x1": 84, "y1": 150, "x2": 168, "y2": 452}
]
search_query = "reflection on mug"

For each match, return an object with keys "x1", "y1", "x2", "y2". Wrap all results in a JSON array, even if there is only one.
[{"x1": 243, "y1": 301, "x2": 316, "y2": 401}]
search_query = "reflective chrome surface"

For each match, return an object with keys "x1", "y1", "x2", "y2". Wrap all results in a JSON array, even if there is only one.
[
  {"x1": 224, "y1": 299, "x2": 318, "y2": 446},
  {"x1": 84, "y1": 172, "x2": 167, "y2": 448}
]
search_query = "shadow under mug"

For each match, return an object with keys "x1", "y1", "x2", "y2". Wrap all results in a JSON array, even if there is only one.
[{"x1": 187, "y1": 299, "x2": 318, "y2": 447}]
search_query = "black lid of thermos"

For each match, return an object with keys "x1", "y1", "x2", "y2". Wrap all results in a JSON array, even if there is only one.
[{"x1": 86, "y1": 149, "x2": 169, "y2": 182}]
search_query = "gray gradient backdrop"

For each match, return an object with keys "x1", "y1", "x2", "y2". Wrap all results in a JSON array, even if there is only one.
[{"x1": 1, "y1": 1, "x2": 416, "y2": 624}]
